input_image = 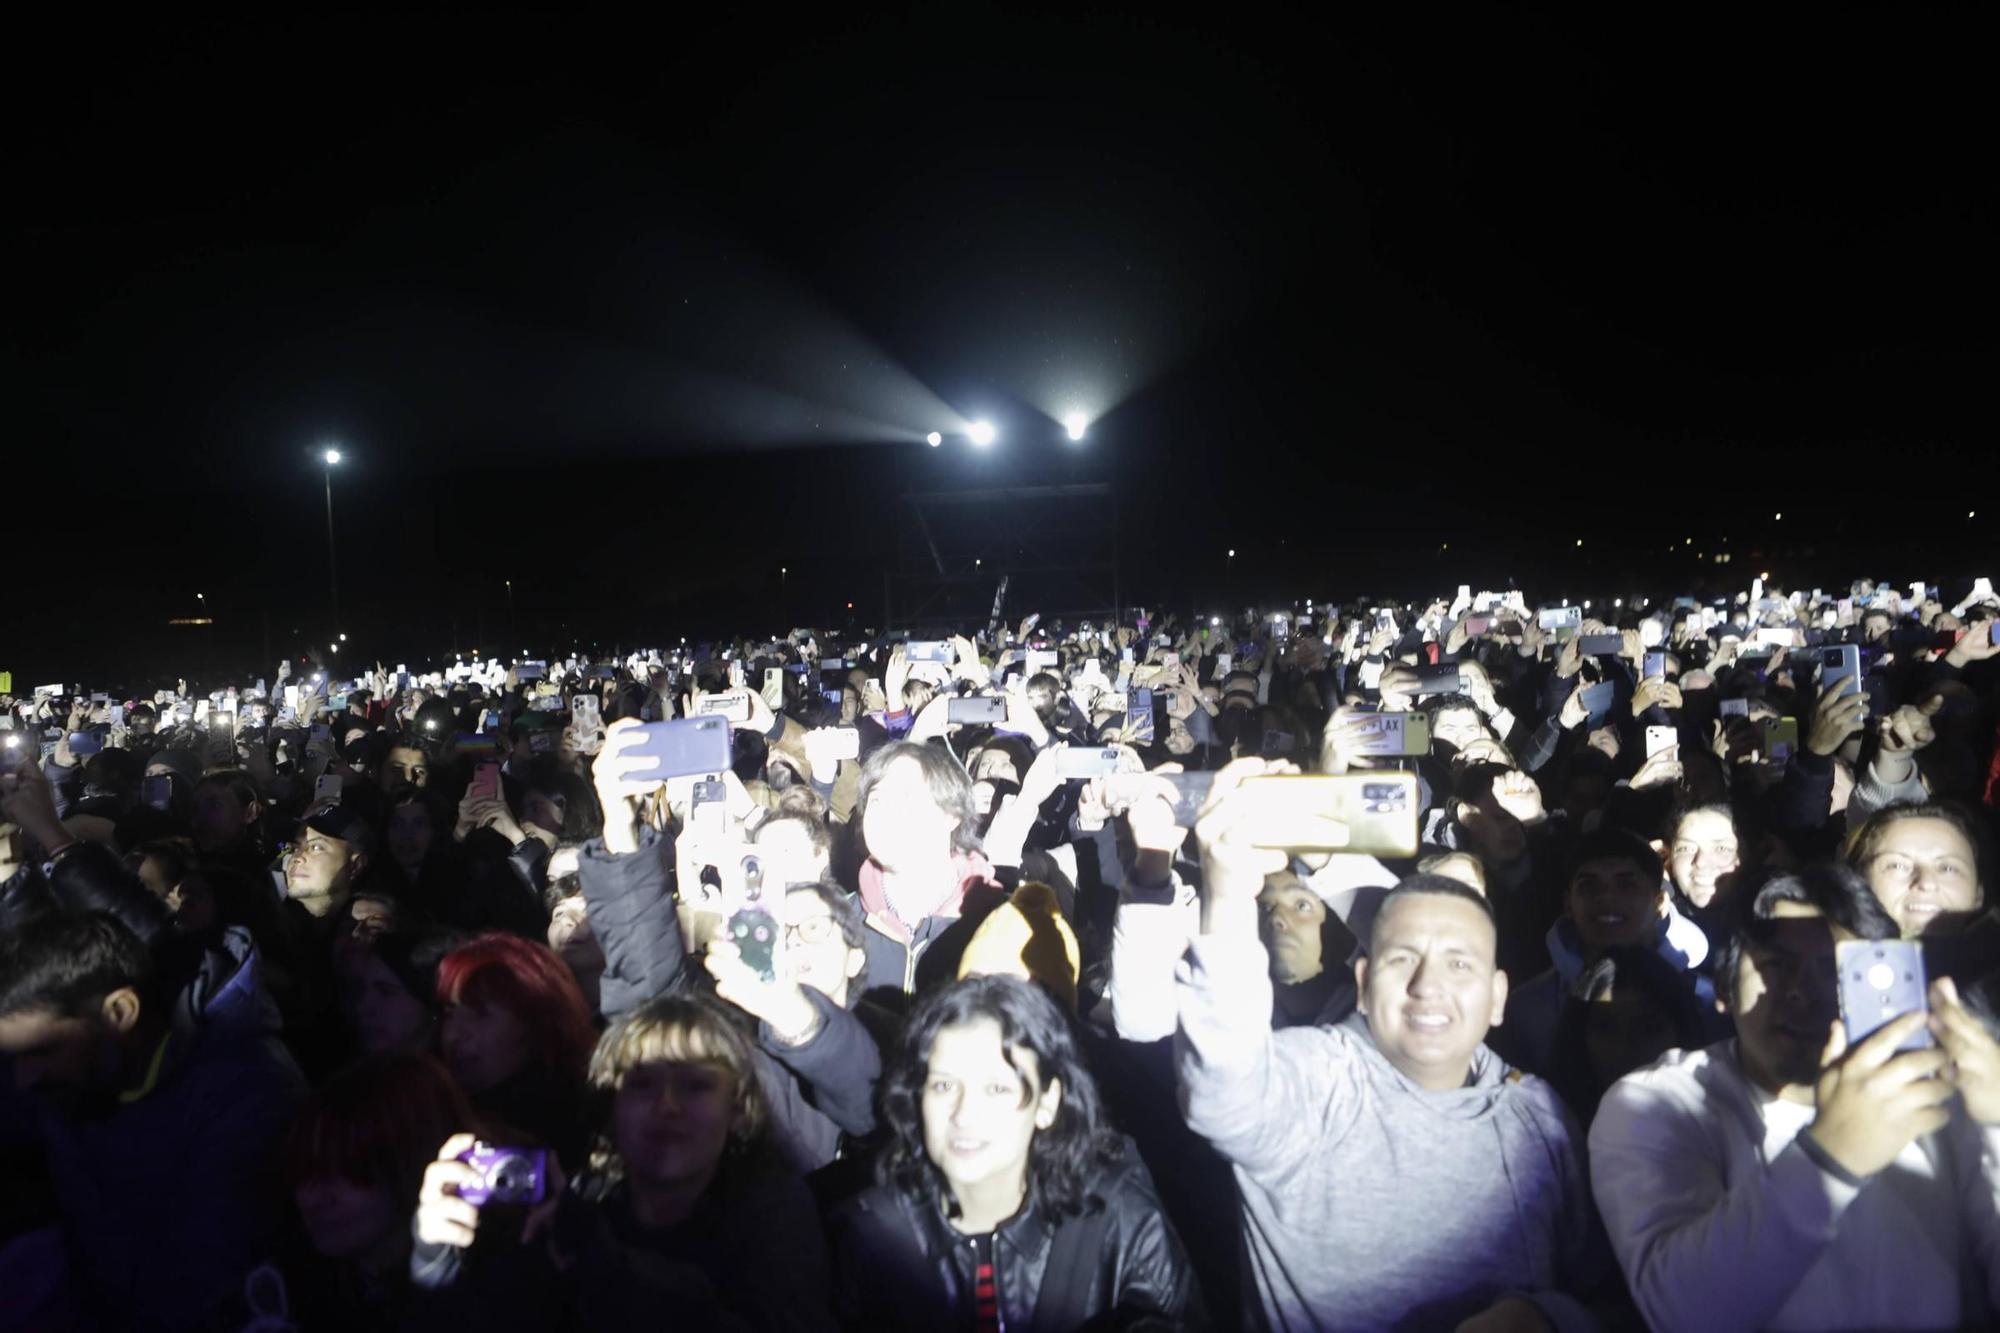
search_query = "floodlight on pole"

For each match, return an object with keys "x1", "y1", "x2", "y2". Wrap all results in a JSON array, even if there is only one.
[
  {"x1": 320, "y1": 446, "x2": 342, "y2": 632},
  {"x1": 926, "y1": 431, "x2": 943, "y2": 447},
  {"x1": 968, "y1": 421, "x2": 996, "y2": 447},
  {"x1": 1064, "y1": 413, "x2": 1087, "y2": 441}
]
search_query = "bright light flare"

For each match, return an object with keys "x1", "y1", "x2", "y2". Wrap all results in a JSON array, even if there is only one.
[
  {"x1": 926, "y1": 432, "x2": 943, "y2": 447},
  {"x1": 968, "y1": 421, "x2": 997, "y2": 447},
  {"x1": 323, "y1": 448, "x2": 342, "y2": 465},
  {"x1": 1064, "y1": 413, "x2": 1087, "y2": 441}
]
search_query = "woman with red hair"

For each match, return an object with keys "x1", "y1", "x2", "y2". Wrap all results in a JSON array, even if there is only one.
[{"x1": 437, "y1": 931, "x2": 598, "y2": 1169}]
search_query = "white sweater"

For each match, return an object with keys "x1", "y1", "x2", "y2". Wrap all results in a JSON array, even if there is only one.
[{"x1": 1590, "y1": 1041, "x2": 2000, "y2": 1332}]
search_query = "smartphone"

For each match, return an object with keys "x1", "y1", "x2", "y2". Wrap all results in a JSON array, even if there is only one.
[
  {"x1": 697, "y1": 690, "x2": 753, "y2": 723},
  {"x1": 1346, "y1": 711, "x2": 1431, "y2": 757},
  {"x1": 206, "y1": 710, "x2": 235, "y2": 753},
  {"x1": 470, "y1": 760, "x2": 502, "y2": 802},
  {"x1": 141, "y1": 774, "x2": 173, "y2": 811},
  {"x1": 1580, "y1": 682, "x2": 1617, "y2": 722},
  {"x1": 626, "y1": 717, "x2": 734, "y2": 783},
  {"x1": 67, "y1": 731, "x2": 104, "y2": 757},
  {"x1": 313, "y1": 774, "x2": 344, "y2": 805},
  {"x1": 1124, "y1": 687, "x2": 1156, "y2": 745},
  {"x1": 905, "y1": 640, "x2": 952, "y2": 664},
  {"x1": 761, "y1": 668, "x2": 786, "y2": 710},
  {"x1": 1836, "y1": 939, "x2": 1933, "y2": 1052},
  {"x1": 949, "y1": 696, "x2": 1008, "y2": 725},
  {"x1": 1990, "y1": 622, "x2": 2000, "y2": 647},
  {"x1": 1578, "y1": 633, "x2": 1624, "y2": 656},
  {"x1": 516, "y1": 661, "x2": 546, "y2": 682},
  {"x1": 1719, "y1": 698, "x2": 1750, "y2": 719},
  {"x1": 819, "y1": 727, "x2": 862, "y2": 761},
  {"x1": 1762, "y1": 716, "x2": 1799, "y2": 763},
  {"x1": 1754, "y1": 628, "x2": 1793, "y2": 648},
  {"x1": 1538, "y1": 606, "x2": 1583, "y2": 634},
  {"x1": 1645, "y1": 725, "x2": 1678, "y2": 758},
  {"x1": 1236, "y1": 772, "x2": 1421, "y2": 858},
  {"x1": 1461, "y1": 614, "x2": 1493, "y2": 638},
  {"x1": 1053, "y1": 746, "x2": 1123, "y2": 780},
  {"x1": 820, "y1": 688, "x2": 845, "y2": 709},
  {"x1": 691, "y1": 776, "x2": 727, "y2": 839},
  {"x1": 1642, "y1": 652, "x2": 1667, "y2": 680},
  {"x1": 1819, "y1": 644, "x2": 1863, "y2": 700},
  {"x1": 572, "y1": 695, "x2": 602, "y2": 729},
  {"x1": 716, "y1": 847, "x2": 781, "y2": 982},
  {"x1": 1025, "y1": 650, "x2": 1058, "y2": 676},
  {"x1": 1412, "y1": 664, "x2": 1464, "y2": 697}
]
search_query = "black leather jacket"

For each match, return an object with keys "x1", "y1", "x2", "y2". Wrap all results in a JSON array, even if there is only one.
[{"x1": 831, "y1": 1138, "x2": 1202, "y2": 1332}]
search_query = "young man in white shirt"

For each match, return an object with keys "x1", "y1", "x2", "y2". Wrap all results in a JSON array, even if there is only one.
[{"x1": 1590, "y1": 863, "x2": 2000, "y2": 1332}]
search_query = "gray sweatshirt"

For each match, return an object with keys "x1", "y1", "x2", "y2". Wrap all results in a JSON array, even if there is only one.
[{"x1": 1174, "y1": 931, "x2": 1601, "y2": 1332}]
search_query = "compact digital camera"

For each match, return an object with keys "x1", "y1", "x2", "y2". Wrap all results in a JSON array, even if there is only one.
[{"x1": 456, "y1": 1142, "x2": 548, "y2": 1206}]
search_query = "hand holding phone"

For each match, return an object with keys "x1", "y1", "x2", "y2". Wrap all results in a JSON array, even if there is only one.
[{"x1": 625, "y1": 717, "x2": 733, "y2": 783}]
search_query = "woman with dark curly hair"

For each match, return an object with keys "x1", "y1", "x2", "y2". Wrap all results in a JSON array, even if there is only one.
[{"x1": 832, "y1": 974, "x2": 1201, "y2": 1332}]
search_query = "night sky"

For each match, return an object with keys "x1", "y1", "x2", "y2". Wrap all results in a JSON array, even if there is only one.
[{"x1": 7, "y1": 9, "x2": 1993, "y2": 685}]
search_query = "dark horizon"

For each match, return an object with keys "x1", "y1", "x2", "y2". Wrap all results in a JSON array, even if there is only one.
[{"x1": 6, "y1": 9, "x2": 1993, "y2": 684}]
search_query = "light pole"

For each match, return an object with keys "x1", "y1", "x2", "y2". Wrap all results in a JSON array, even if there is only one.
[{"x1": 321, "y1": 448, "x2": 342, "y2": 631}]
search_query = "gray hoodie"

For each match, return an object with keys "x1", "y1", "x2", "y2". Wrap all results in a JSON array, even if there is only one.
[{"x1": 1175, "y1": 931, "x2": 1601, "y2": 1332}]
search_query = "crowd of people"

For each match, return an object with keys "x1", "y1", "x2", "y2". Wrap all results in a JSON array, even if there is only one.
[{"x1": 2, "y1": 573, "x2": 1998, "y2": 1332}]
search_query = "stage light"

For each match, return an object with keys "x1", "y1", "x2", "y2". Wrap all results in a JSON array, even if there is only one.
[
  {"x1": 323, "y1": 448, "x2": 342, "y2": 465},
  {"x1": 926, "y1": 432, "x2": 942, "y2": 447},
  {"x1": 1064, "y1": 414, "x2": 1087, "y2": 441},
  {"x1": 968, "y1": 421, "x2": 996, "y2": 447}
]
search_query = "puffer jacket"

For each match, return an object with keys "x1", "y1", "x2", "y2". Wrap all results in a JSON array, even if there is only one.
[{"x1": 830, "y1": 1137, "x2": 1202, "y2": 1332}]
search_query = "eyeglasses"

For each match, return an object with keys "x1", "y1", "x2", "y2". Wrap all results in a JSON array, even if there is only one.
[{"x1": 784, "y1": 916, "x2": 840, "y2": 946}]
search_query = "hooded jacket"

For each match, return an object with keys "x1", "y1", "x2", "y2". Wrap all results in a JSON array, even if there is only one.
[
  {"x1": 1175, "y1": 930, "x2": 1602, "y2": 1332},
  {"x1": 1502, "y1": 900, "x2": 1717, "y2": 1076},
  {"x1": 26, "y1": 928, "x2": 305, "y2": 1332},
  {"x1": 854, "y1": 849, "x2": 1006, "y2": 998},
  {"x1": 830, "y1": 1137, "x2": 1201, "y2": 1333}
]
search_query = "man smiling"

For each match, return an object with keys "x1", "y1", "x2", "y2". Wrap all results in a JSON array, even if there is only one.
[{"x1": 1175, "y1": 762, "x2": 1602, "y2": 1332}]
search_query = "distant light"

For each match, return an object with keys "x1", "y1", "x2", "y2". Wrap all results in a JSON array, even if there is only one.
[
  {"x1": 926, "y1": 432, "x2": 942, "y2": 447},
  {"x1": 338, "y1": 633, "x2": 347, "y2": 641},
  {"x1": 846, "y1": 602, "x2": 854, "y2": 609},
  {"x1": 975, "y1": 558, "x2": 982, "y2": 567},
  {"x1": 1760, "y1": 571, "x2": 1771, "y2": 580},
  {"x1": 968, "y1": 421, "x2": 996, "y2": 446},
  {"x1": 323, "y1": 448, "x2": 342, "y2": 465},
  {"x1": 1773, "y1": 512, "x2": 1782, "y2": 521},
  {"x1": 1583, "y1": 600, "x2": 1592, "y2": 610},
  {"x1": 1575, "y1": 539, "x2": 1584, "y2": 547},
  {"x1": 1064, "y1": 413, "x2": 1087, "y2": 441},
  {"x1": 1227, "y1": 549, "x2": 1236, "y2": 558},
  {"x1": 1684, "y1": 537, "x2": 1692, "y2": 544},
  {"x1": 1971, "y1": 511, "x2": 1978, "y2": 519},
  {"x1": 329, "y1": 643, "x2": 339, "y2": 653},
  {"x1": 1614, "y1": 598, "x2": 1623, "y2": 607},
  {"x1": 1211, "y1": 616, "x2": 1220, "y2": 626}
]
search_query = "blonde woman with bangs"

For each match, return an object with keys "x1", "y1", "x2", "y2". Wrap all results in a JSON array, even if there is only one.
[{"x1": 411, "y1": 994, "x2": 835, "y2": 1331}]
